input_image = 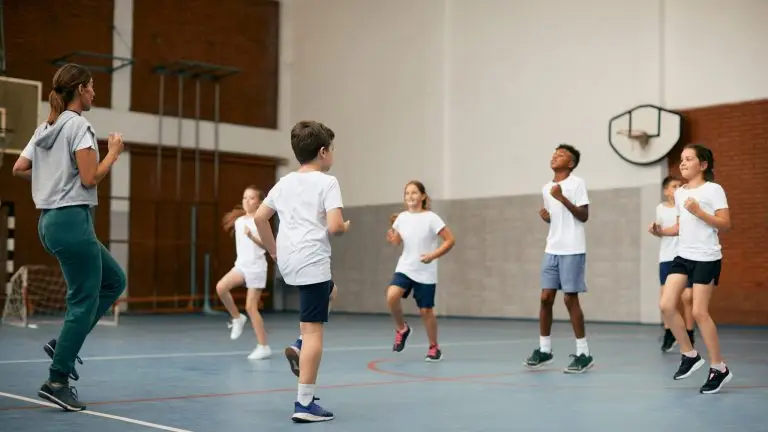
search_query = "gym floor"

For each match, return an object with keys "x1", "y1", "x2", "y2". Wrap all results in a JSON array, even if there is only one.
[{"x1": 1, "y1": 314, "x2": 766, "y2": 431}]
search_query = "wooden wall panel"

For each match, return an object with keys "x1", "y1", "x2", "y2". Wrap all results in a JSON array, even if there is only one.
[{"x1": 131, "y1": 0, "x2": 280, "y2": 128}]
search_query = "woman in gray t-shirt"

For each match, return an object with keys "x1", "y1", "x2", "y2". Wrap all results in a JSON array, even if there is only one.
[{"x1": 12, "y1": 63, "x2": 125, "y2": 412}]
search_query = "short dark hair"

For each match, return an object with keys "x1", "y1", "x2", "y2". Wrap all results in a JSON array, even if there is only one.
[
  {"x1": 291, "y1": 120, "x2": 335, "y2": 164},
  {"x1": 662, "y1": 175, "x2": 679, "y2": 188},
  {"x1": 556, "y1": 143, "x2": 581, "y2": 169}
]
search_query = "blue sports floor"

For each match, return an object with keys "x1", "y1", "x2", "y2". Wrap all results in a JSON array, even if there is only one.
[{"x1": 1, "y1": 314, "x2": 767, "y2": 431}]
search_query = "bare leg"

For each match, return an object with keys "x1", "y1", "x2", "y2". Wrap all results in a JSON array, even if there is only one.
[
  {"x1": 563, "y1": 293, "x2": 586, "y2": 339},
  {"x1": 420, "y1": 308, "x2": 438, "y2": 346},
  {"x1": 681, "y1": 289, "x2": 695, "y2": 330},
  {"x1": 691, "y1": 283, "x2": 722, "y2": 364},
  {"x1": 539, "y1": 289, "x2": 557, "y2": 337},
  {"x1": 245, "y1": 289, "x2": 268, "y2": 346},
  {"x1": 386, "y1": 285, "x2": 407, "y2": 330},
  {"x1": 659, "y1": 274, "x2": 693, "y2": 352},
  {"x1": 216, "y1": 269, "x2": 245, "y2": 318}
]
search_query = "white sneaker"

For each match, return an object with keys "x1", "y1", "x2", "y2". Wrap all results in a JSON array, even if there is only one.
[
  {"x1": 247, "y1": 345, "x2": 272, "y2": 360},
  {"x1": 228, "y1": 315, "x2": 248, "y2": 340}
]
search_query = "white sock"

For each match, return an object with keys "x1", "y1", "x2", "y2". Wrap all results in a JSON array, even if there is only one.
[
  {"x1": 711, "y1": 362, "x2": 727, "y2": 372},
  {"x1": 539, "y1": 336, "x2": 552, "y2": 353},
  {"x1": 297, "y1": 383, "x2": 315, "y2": 406},
  {"x1": 683, "y1": 349, "x2": 698, "y2": 358},
  {"x1": 576, "y1": 338, "x2": 589, "y2": 356}
]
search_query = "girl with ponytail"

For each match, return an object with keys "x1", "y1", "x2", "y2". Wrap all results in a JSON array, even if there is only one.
[{"x1": 653, "y1": 143, "x2": 733, "y2": 394}]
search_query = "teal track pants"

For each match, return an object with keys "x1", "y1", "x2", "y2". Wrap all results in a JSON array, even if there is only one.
[{"x1": 38, "y1": 205, "x2": 126, "y2": 382}]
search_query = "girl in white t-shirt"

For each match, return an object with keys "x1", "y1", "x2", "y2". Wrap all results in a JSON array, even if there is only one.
[
  {"x1": 385, "y1": 181, "x2": 455, "y2": 362},
  {"x1": 652, "y1": 144, "x2": 732, "y2": 394},
  {"x1": 648, "y1": 175, "x2": 695, "y2": 353},
  {"x1": 218, "y1": 186, "x2": 272, "y2": 360}
]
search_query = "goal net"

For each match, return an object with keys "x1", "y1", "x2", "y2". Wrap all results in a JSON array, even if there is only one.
[{"x1": 2, "y1": 265, "x2": 119, "y2": 328}]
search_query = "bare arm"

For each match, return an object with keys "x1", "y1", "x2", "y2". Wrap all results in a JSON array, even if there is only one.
[
  {"x1": 539, "y1": 208, "x2": 550, "y2": 223},
  {"x1": 695, "y1": 208, "x2": 731, "y2": 232},
  {"x1": 75, "y1": 148, "x2": 119, "y2": 188},
  {"x1": 12, "y1": 156, "x2": 32, "y2": 180},
  {"x1": 386, "y1": 228, "x2": 402, "y2": 246},
  {"x1": 254, "y1": 204, "x2": 277, "y2": 258},
  {"x1": 327, "y1": 208, "x2": 349, "y2": 236},
  {"x1": 430, "y1": 227, "x2": 456, "y2": 259},
  {"x1": 559, "y1": 198, "x2": 589, "y2": 223}
]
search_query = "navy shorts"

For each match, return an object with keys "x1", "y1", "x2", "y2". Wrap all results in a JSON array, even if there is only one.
[
  {"x1": 668, "y1": 256, "x2": 722, "y2": 287},
  {"x1": 390, "y1": 272, "x2": 436, "y2": 309},
  {"x1": 296, "y1": 280, "x2": 334, "y2": 323},
  {"x1": 659, "y1": 261, "x2": 693, "y2": 287}
]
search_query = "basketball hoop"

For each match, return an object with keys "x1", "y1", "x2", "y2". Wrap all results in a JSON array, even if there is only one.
[{"x1": 616, "y1": 129, "x2": 650, "y2": 150}]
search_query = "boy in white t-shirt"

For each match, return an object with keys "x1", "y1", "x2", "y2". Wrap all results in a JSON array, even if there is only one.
[
  {"x1": 653, "y1": 144, "x2": 732, "y2": 394},
  {"x1": 648, "y1": 176, "x2": 695, "y2": 353},
  {"x1": 254, "y1": 120, "x2": 349, "y2": 422},
  {"x1": 524, "y1": 144, "x2": 593, "y2": 374},
  {"x1": 385, "y1": 181, "x2": 455, "y2": 362}
]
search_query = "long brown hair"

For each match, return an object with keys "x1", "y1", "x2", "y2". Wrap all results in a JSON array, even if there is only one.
[
  {"x1": 47, "y1": 63, "x2": 92, "y2": 125},
  {"x1": 404, "y1": 180, "x2": 431, "y2": 210},
  {"x1": 221, "y1": 185, "x2": 265, "y2": 235}
]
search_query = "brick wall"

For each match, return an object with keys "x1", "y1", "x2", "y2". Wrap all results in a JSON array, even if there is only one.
[
  {"x1": 667, "y1": 99, "x2": 768, "y2": 326},
  {"x1": 131, "y1": 0, "x2": 280, "y2": 129},
  {"x1": 4, "y1": 0, "x2": 115, "y2": 108}
]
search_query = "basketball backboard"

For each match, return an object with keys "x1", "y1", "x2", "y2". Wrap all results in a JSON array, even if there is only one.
[
  {"x1": 608, "y1": 104, "x2": 683, "y2": 166},
  {"x1": 0, "y1": 76, "x2": 42, "y2": 155}
]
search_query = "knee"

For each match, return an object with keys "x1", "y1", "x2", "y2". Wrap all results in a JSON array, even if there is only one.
[
  {"x1": 681, "y1": 289, "x2": 693, "y2": 306},
  {"x1": 659, "y1": 297, "x2": 677, "y2": 317},
  {"x1": 216, "y1": 280, "x2": 229, "y2": 295},
  {"x1": 245, "y1": 293, "x2": 260, "y2": 313},
  {"x1": 691, "y1": 304, "x2": 709, "y2": 322},
  {"x1": 419, "y1": 307, "x2": 434, "y2": 318},
  {"x1": 540, "y1": 291, "x2": 555, "y2": 308},
  {"x1": 563, "y1": 294, "x2": 579, "y2": 310},
  {"x1": 386, "y1": 287, "x2": 402, "y2": 305}
]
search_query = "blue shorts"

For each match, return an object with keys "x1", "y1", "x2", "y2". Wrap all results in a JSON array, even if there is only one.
[
  {"x1": 295, "y1": 280, "x2": 333, "y2": 323},
  {"x1": 390, "y1": 272, "x2": 436, "y2": 309},
  {"x1": 540, "y1": 253, "x2": 587, "y2": 293}
]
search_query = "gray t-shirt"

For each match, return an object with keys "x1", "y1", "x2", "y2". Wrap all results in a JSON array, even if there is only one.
[{"x1": 20, "y1": 110, "x2": 100, "y2": 209}]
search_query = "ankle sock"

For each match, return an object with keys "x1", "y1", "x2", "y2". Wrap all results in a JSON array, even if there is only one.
[
  {"x1": 576, "y1": 338, "x2": 589, "y2": 356},
  {"x1": 683, "y1": 349, "x2": 698, "y2": 358},
  {"x1": 539, "y1": 336, "x2": 552, "y2": 353},
  {"x1": 297, "y1": 383, "x2": 315, "y2": 406}
]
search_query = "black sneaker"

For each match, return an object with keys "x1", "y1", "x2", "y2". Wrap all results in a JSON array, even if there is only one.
[
  {"x1": 392, "y1": 323, "x2": 411, "y2": 352},
  {"x1": 523, "y1": 348, "x2": 554, "y2": 368},
  {"x1": 425, "y1": 345, "x2": 442, "y2": 362},
  {"x1": 564, "y1": 353, "x2": 594, "y2": 374},
  {"x1": 673, "y1": 353, "x2": 706, "y2": 380},
  {"x1": 44, "y1": 339, "x2": 82, "y2": 381},
  {"x1": 661, "y1": 329, "x2": 677, "y2": 353},
  {"x1": 38, "y1": 380, "x2": 86, "y2": 411},
  {"x1": 700, "y1": 367, "x2": 733, "y2": 394}
]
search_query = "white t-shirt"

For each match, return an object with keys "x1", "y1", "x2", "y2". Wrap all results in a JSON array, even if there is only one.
[
  {"x1": 675, "y1": 182, "x2": 728, "y2": 262},
  {"x1": 233, "y1": 215, "x2": 267, "y2": 272},
  {"x1": 655, "y1": 203, "x2": 679, "y2": 263},
  {"x1": 542, "y1": 174, "x2": 590, "y2": 255},
  {"x1": 392, "y1": 210, "x2": 446, "y2": 284},
  {"x1": 263, "y1": 171, "x2": 343, "y2": 286}
]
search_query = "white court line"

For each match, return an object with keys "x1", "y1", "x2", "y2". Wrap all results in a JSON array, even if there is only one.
[
  {"x1": 0, "y1": 334, "x2": 635, "y2": 365},
  {"x1": 0, "y1": 391, "x2": 193, "y2": 432}
]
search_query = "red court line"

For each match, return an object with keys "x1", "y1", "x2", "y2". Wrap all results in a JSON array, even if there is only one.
[{"x1": 0, "y1": 358, "x2": 496, "y2": 412}]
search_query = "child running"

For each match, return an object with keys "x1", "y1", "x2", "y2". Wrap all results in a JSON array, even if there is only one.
[
  {"x1": 653, "y1": 144, "x2": 732, "y2": 394},
  {"x1": 284, "y1": 281, "x2": 338, "y2": 377},
  {"x1": 254, "y1": 120, "x2": 348, "y2": 422},
  {"x1": 649, "y1": 175, "x2": 695, "y2": 353},
  {"x1": 386, "y1": 181, "x2": 455, "y2": 362},
  {"x1": 524, "y1": 144, "x2": 594, "y2": 373},
  {"x1": 217, "y1": 186, "x2": 272, "y2": 360}
]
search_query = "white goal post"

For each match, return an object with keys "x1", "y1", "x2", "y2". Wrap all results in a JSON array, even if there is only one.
[{"x1": 2, "y1": 265, "x2": 120, "y2": 328}]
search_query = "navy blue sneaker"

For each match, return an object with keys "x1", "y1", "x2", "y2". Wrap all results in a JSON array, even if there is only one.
[
  {"x1": 284, "y1": 338, "x2": 302, "y2": 377},
  {"x1": 292, "y1": 397, "x2": 334, "y2": 423}
]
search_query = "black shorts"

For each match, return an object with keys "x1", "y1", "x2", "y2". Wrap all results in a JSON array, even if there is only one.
[
  {"x1": 668, "y1": 256, "x2": 722, "y2": 287},
  {"x1": 296, "y1": 280, "x2": 333, "y2": 323}
]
